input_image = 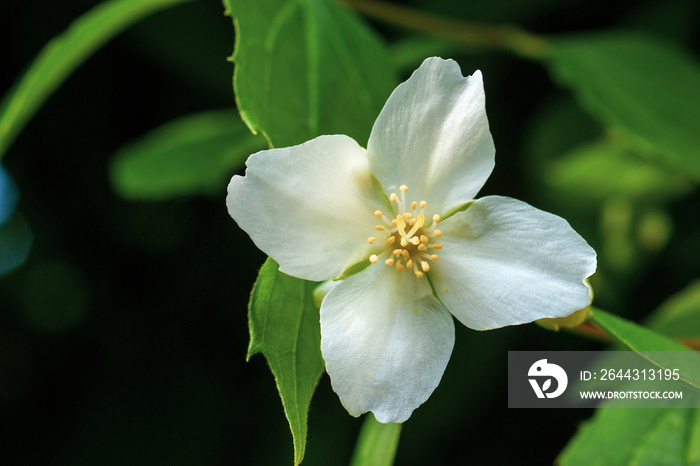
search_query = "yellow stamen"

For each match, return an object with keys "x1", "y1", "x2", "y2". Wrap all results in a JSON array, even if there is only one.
[
  {"x1": 406, "y1": 259, "x2": 413, "y2": 269},
  {"x1": 369, "y1": 255, "x2": 379, "y2": 264},
  {"x1": 406, "y1": 213, "x2": 425, "y2": 237},
  {"x1": 433, "y1": 214, "x2": 440, "y2": 223},
  {"x1": 374, "y1": 210, "x2": 383, "y2": 217},
  {"x1": 393, "y1": 249, "x2": 403, "y2": 256},
  {"x1": 396, "y1": 263, "x2": 404, "y2": 272},
  {"x1": 421, "y1": 261, "x2": 430, "y2": 272},
  {"x1": 433, "y1": 243, "x2": 443, "y2": 250},
  {"x1": 368, "y1": 237, "x2": 377, "y2": 244},
  {"x1": 411, "y1": 201, "x2": 418, "y2": 210},
  {"x1": 410, "y1": 237, "x2": 420, "y2": 245},
  {"x1": 417, "y1": 244, "x2": 426, "y2": 251},
  {"x1": 390, "y1": 193, "x2": 398, "y2": 202},
  {"x1": 420, "y1": 235, "x2": 429, "y2": 244},
  {"x1": 385, "y1": 258, "x2": 394, "y2": 266},
  {"x1": 430, "y1": 254, "x2": 439, "y2": 261},
  {"x1": 400, "y1": 185, "x2": 408, "y2": 193},
  {"x1": 387, "y1": 236, "x2": 396, "y2": 245},
  {"x1": 420, "y1": 200, "x2": 427, "y2": 209},
  {"x1": 434, "y1": 229, "x2": 442, "y2": 238},
  {"x1": 396, "y1": 215, "x2": 407, "y2": 235},
  {"x1": 401, "y1": 250, "x2": 410, "y2": 259},
  {"x1": 376, "y1": 225, "x2": 386, "y2": 231},
  {"x1": 409, "y1": 218, "x2": 417, "y2": 226},
  {"x1": 415, "y1": 270, "x2": 424, "y2": 279},
  {"x1": 400, "y1": 237, "x2": 408, "y2": 247}
]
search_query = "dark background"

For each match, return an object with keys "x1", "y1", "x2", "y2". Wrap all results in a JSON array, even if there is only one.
[{"x1": 1, "y1": 0, "x2": 699, "y2": 464}]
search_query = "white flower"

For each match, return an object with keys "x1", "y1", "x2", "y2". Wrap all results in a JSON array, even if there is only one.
[{"x1": 227, "y1": 57, "x2": 596, "y2": 423}]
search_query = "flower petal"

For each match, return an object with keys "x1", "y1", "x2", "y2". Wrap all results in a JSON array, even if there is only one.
[
  {"x1": 320, "y1": 262, "x2": 455, "y2": 423},
  {"x1": 367, "y1": 57, "x2": 495, "y2": 215},
  {"x1": 227, "y1": 135, "x2": 384, "y2": 281},
  {"x1": 431, "y1": 196, "x2": 597, "y2": 330}
]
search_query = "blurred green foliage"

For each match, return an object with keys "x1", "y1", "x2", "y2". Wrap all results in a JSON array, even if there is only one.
[{"x1": 2, "y1": 0, "x2": 700, "y2": 464}]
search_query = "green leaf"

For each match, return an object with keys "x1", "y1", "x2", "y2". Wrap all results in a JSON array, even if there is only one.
[
  {"x1": 247, "y1": 258, "x2": 325, "y2": 466},
  {"x1": 646, "y1": 280, "x2": 700, "y2": 339},
  {"x1": 109, "y1": 110, "x2": 265, "y2": 200},
  {"x1": 545, "y1": 139, "x2": 694, "y2": 203},
  {"x1": 0, "y1": 0, "x2": 193, "y2": 160},
  {"x1": 547, "y1": 33, "x2": 700, "y2": 179},
  {"x1": 591, "y1": 309, "x2": 700, "y2": 390},
  {"x1": 558, "y1": 407, "x2": 700, "y2": 466},
  {"x1": 350, "y1": 414, "x2": 402, "y2": 466},
  {"x1": 223, "y1": 0, "x2": 397, "y2": 148}
]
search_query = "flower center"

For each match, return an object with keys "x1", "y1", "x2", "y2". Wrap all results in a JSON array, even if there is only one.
[{"x1": 367, "y1": 185, "x2": 443, "y2": 279}]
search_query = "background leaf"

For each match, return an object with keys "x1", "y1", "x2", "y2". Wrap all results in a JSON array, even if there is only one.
[
  {"x1": 0, "y1": 0, "x2": 193, "y2": 159},
  {"x1": 646, "y1": 280, "x2": 700, "y2": 340},
  {"x1": 247, "y1": 258, "x2": 324, "y2": 466},
  {"x1": 350, "y1": 414, "x2": 402, "y2": 466},
  {"x1": 591, "y1": 309, "x2": 700, "y2": 390},
  {"x1": 544, "y1": 138, "x2": 694, "y2": 204},
  {"x1": 546, "y1": 33, "x2": 700, "y2": 179},
  {"x1": 109, "y1": 110, "x2": 265, "y2": 200},
  {"x1": 224, "y1": 0, "x2": 397, "y2": 147},
  {"x1": 558, "y1": 407, "x2": 700, "y2": 466}
]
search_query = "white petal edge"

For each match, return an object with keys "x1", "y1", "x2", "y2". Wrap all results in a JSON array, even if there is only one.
[
  {"x1": 320, "y1": 262, "x2": 455, "y2": 423},
  {"x1": 227, "y1": 135, "x2": 385, "y2": 281},
  {"x1": 431, "y1": 196, "x2": 597, "y2": 330},
  {"x1": 367, "y1": 57, "x2": 495, "y2": 215}
]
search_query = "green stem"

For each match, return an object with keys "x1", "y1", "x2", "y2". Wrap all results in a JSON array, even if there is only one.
[
  {"x1": 0, "y1": 0, "x2": 193, "y2": 160},
  {"x1": 350, "y1": 413, "x2": 402, "y2": 466},
  {"x1": 339, "y1": 0, "x2": 550, "y2": 59}
]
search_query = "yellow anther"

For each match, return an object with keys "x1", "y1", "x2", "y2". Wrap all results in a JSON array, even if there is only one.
[
  {"x1": 409, "y1": 218, "x2": 417, "y2": 226},
  {"x1": 385, "y1": 258, "x2": 395, "y2": 266},
  {"x1": 396, "y1": 263, "x2": 404, "y2": 271},
  {"x1": 401, "y1": 250, "x2": 410, "y2": 259},
  {"x1": 406, "y1": 213, "x2": 425, "y2": 237},
  {"x1": 374, "y1": 210, "x2": 383, "y2": 217},
  {"x1": 400, "y1": 237, "x2": 408, "y2": 247},
  {"x1": 434, "y1": 229, "x2": 442, "y2": 238},
  {"x1": 411, "y1": 201, "x2": 418, "y2": 211},
  {"x1": 415, "y1": 270, "x2": 424, "y2": 279},
  {"x1": 368, "y1": 237, "x2": 377, "y2": 244},
  {"x1": 421, "y1": 261, "x2": 430, "y2": 272},
  {"x1": 387, "y1": 236, "x2": 396, "y2": 244},
  {"x1": 391, "y1": 219, "x2": 397, "y2": 227},
  {"x1": 376, "y1": 225, "x2": 386, "y2": 231},
  {"x1": 430, "y1": 254, "x2": 439, "y2": 261},
  {"x1": 390, "y1": 193, "x2": 398, "y2": 202},
  {"x1": 370, "y1": 255, "x2": 379, "y2": 264},
  {"x1": 402, "y1": 212, "x2": 413, "y2": 219},
  {"x1": 393, "y1": 249, "x2": 403, "y2": 256},
  {"x1": 433, "y1": 243, "x2": 443, "y2": 250},
  {"x1": 433, "y1": 214, "x2": 440, "y2": 223},
  {"x1": 400, "y1": 185, "x2": 408, "y2": 193},
  {"x1": 406, "y1": 259, "x2": 413, "y2": 269},
  {"x1": 420, "y1": 200, "x2": 427, "y2": 209},
  {"x1": 417, "y1": 244, "x2": 426, "y2": 251},
  {"x1": 420, "y1": 235, "x2": 429, "y2": 244},
  {"x1": 410, "y1": 237, "x2": 421, "y2": 245},
  {"x1": 396, "y1": 215, "x2": 407, "y2": 235}
]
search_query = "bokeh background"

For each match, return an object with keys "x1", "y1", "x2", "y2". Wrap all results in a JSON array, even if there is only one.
[{"x1": 2, "y1": 0, "x2": 700, "y2": 464}]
